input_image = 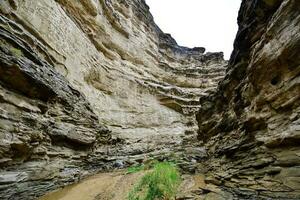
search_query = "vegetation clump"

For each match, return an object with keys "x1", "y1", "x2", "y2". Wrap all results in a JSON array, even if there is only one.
[
  {"x1": 127, "y1": 165, "x2": 144, "y2": 174},
  {"x1": 10, "y1": 47, "x2": 23, "y2": 58},
  {"x1": 128, "y1": 162, "x2": 181, "y2": 200}
]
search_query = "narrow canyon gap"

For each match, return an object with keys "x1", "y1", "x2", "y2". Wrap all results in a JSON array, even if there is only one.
[
  {"x1": 0, "y1": 0, "x2": 299, "y2": 199},
  {"x1": 145, "y1": 0, "x2": 241, "y2": 59}
]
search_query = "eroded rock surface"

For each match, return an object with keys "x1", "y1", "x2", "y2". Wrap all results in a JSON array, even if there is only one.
[
  {"x1": 2, "y1": 0, "x2": 299, "y2": 199},
  {"x1": 197, "y1": 0, "x2": 300, "y2": 199},
  {"x1": 0, "y1": 0, "x2": 226, "y2": 199}
]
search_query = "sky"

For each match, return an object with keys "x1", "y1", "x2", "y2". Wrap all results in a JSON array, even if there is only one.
[{"x1": 145, "y1": 0, "x2": 241, "y2": 59}]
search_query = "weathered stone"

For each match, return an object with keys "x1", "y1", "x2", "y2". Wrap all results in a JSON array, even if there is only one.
[
  {"x1": 0, "y1": 0, "x2": 299, "y2": 199},
  {"x1": 205, "y1": 176, "x2": 222, "y2": 186},
  {"x1": 196, "y1": 0, "x2": 300, "y2": 199},
  {"x1": 48, "y1": 123, "x2": 96, "y2": 146},
  {"x1": 0, "y1": 0, "x2": 226, "y2": 198},
  {"x1": 0, "y1": 172, "x2": 28, "y2": 184}
]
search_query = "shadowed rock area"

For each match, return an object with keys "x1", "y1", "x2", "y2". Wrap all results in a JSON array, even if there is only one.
[
  {"x1": 0, "y1": 0, "x2": 299, "y2": 199},
  {"x1": 196, "y1": 0, "x2": 300, "y2": 199}
]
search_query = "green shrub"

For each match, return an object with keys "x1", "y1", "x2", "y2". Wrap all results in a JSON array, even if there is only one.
[{"x1": 128, "y1": 162, "x2": 181, "y2": 200}]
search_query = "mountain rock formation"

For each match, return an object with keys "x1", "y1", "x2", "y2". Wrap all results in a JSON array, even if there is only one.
[
  {"x1": 0, "y1": 0, "x2": 226, "y2": 199},
  {"x1": 0, "y1": 0, "x2": 299, "y2": 199},
  {"x1": 197, "y1": 0, "x2": 300, "y2": 199}
]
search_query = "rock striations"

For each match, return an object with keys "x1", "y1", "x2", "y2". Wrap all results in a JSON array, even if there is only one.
[
  {"x1": 0, "y1": 0, "x2": 299, "y2": 199},
  {"x1": 0, "y1": 0, "x2": 226, "y2": 199},
  {"x1": 197, "y1": 0, "x2": 300, "y2": 199}
]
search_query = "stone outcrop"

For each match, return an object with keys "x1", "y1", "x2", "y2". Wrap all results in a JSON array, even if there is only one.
[
  {"x1": 0, "y1": 0, "x2": 226, "y2": 199},
  {"x1": 196, "y1": 0, "x2": 300, "y2": 199}
]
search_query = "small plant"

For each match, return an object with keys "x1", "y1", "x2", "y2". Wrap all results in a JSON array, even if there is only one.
[
  {"x1": 0, "y1": 40, "x2": 23, "y2": 58},
  {"x1": 127, "y1": 165, "x2": 144, "y2": 174},
  {"x1": 128, "y1": 162, "x2": 181, "y2": 200},
  {"x1": 10, "y1": 47, "x2": 23, "y2": 58},
  {"x1": 143, "y1": 159, "x2": 159, "y2": 170}
]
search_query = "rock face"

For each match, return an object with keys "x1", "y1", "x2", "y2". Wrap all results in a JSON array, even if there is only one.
[
  {"x1": 196, "y1": 0, "x2": 300, "y2": 199},
  {"x1": 0, "y1": 0, "x2": 226, "y2": 199},
  {"x1": 1, "y1": 0, "x2": 299, "y2": 199}
]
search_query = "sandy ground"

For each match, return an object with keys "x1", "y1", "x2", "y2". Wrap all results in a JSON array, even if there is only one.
[
  {"x1": 39, "y1": 171, "x2": 223, "y2": 200},
  {"x1": 39, "y1": 171, "x2": 146, "y2": 200}
]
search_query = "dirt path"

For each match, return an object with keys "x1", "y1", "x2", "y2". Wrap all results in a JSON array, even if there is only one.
[
  {"x1": 39, "y1": 171, "x2": 146, "y2": 200},
  {"x1": 39, "y1": 171, "x2": 228, "y2": 200}
]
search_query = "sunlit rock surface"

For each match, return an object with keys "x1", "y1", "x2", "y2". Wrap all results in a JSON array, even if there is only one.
[
  {"x1": 197, "y1": 0, "x2": 300, "y2": 199},
  {"x1": 0, "y1": 0, "x2": 226, "y2": 199}
]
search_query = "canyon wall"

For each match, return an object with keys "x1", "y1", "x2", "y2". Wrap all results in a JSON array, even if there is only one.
[
  {"x1": 1, "y1": 0, "x2": 299, "y2": 199},
  {"x1": 0, "y1": 0, "x2": 226, "y2": 199},
  {"x1": 197, "y1": 0, "x2": 300, "y2": 199}
]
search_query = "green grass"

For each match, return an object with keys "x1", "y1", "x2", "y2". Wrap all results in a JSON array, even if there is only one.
[
  {"x1": 128, "y1": 162, "x2": 181, "y2": 200},
  {"x1": 127, "y1": 165, "x2": 144, "y2": 174}
]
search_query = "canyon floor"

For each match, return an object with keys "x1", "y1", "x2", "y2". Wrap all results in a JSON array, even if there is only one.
[{"x1": 39, "y1": 170, "x2": 230, "y2": 200}]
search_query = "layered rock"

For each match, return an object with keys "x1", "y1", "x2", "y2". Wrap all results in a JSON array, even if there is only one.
[
  {"x1": 0, "y1": 0, "x2": 226, "y2": 199},
  {"x1": 196, "y1": 0, "x2": 300, "y2": 199},
  {"x1": 4, "y1": 0, "x2": 299, "y2": 199}
]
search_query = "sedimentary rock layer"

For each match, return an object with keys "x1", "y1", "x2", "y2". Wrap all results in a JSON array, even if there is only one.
[
  {"x1": 197, "y1": 0, "x2": 300, "y2": 199},
  {"x1": 0, "y1": 0, "x2": 226, "y2": 199}
]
